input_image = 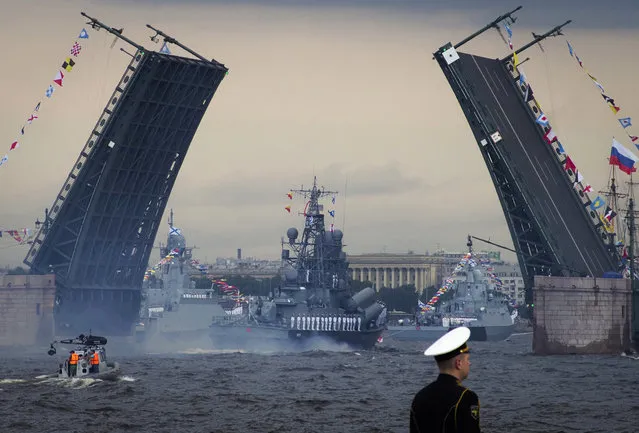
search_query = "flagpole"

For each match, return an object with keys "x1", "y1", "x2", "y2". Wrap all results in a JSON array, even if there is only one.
[
  {"x1": 452, "y1": 6, "x2": 522, "y2": 49},
  {"x1": 146, "y1": 24, "x2": 224, "y2": 66},
  {"x1": 627, "y1": 174, "x2": 637, "y2": 349},
  {"x1": 80, "y1": 12, "x2": 144, "y2": 51},
  {"x1": 501, "y1": 21, "x2": 572, "y2": 62}
]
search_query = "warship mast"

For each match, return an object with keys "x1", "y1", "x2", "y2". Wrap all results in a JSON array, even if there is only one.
[
  {"x1": 282, "y1": 177, "x2": 342, "y2": 305},
  {"x1": 623, "y1": 176, "x2": 639, "y2": 348},
  {"x1": 598, "y1": 165, "x2": 626, "y2": 249}
]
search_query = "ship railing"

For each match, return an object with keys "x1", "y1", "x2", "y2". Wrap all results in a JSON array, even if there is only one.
[{"x1": 25, "y1": 49, "x2": 147, "y2": 269}]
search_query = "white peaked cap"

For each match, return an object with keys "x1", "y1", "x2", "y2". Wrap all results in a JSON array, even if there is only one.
[{"x1": 424, "y1": 326, "x2": 471, "y2": 357}]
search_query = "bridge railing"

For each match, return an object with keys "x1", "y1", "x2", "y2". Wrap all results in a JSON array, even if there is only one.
[{"x1": 505, "y1": 58, "x2": 611, "y2": 247}]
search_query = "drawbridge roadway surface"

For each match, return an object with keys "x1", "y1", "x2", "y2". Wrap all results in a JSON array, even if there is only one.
[{"x1": 450, "y1": 52, "x2": 616, "y2": 278}]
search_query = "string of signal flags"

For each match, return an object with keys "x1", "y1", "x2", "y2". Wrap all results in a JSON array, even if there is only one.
[
  {"x1": 504, "y1": 22, "x2": 630, "y2": 235},
  {"x1": 1, "y1": 28, "x2": 90, "y2": 171}
]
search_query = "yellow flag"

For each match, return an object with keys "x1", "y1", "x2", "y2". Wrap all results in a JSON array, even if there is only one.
[{"x1": 512, "y1": 51, "x2": 519, "y2": 69}]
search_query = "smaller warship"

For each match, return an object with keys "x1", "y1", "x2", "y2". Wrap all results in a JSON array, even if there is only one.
[
  {"x1": 47, "y1": 334, "x2": 119, "y2": 379},
  {"x1": 209, "y1": 177, "x2": 388, "y2": 349},
  {"x1": 135, "y1": 210, "x2": 228, "y2": 345},
  {"x1": 386, "y1": 237, "x2": 514, "y2": 342}
]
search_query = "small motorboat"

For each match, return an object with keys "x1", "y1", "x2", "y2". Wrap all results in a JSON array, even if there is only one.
[{"x1": 47, "y1": 334, "x2": 120, "y2": 379}]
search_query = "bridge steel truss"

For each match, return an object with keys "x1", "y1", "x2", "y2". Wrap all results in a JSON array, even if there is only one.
[
  {"x1": 434, "y1": 33, "x2": 619, "y2": 305},
  {"x1": 24, "y1": 48, "x2": 228, "y2": 335}
]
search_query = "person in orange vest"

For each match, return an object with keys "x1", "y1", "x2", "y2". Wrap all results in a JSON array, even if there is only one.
[
  {"x1": 68, "y1": 350, "x2": 79, "y2": 377},
  {"x1": 90, "y1": 350, "x2": 100, "y2": 373}
]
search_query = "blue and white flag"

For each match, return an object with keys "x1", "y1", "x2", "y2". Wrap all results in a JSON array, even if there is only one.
[
  {"x1": 169, "y1": 226, "x2": 181, "y2": 236},
  {"x1": 536, "y1": 113, "x2": 549, "y2": 126},
  {"x1": 504, "y1": 24, "x2": 513, "y2": 39},
  {"x1": 619, "y1": 117, "x2": 632, "y2": 129},
  {"x1": 556, "y1": 141, "x2": 565, "y2": 154},
  {"x1": 518, "y1": 70, "x2": 526, "y2": 86},
  {"x1": 45, "y1": 85, "x2": 54, "y2": 98},
  {"x1": 160, "y1": 42, "x2": 171, "y2": 54},
  {"x1": 78, "y1": 28, "x2": 89, "y2": 39}
]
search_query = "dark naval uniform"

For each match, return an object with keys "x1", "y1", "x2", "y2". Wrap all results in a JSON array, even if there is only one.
[{"x1": 410, "y1": 373, "x2": 480, "y2": 433}]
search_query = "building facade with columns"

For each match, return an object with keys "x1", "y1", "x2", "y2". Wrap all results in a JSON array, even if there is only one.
[
  {"x1": 490, "y1": 262, "x2": 526, "y2": 306},
  {"x1": 347, "y1": 253, "x2": 462, "y2": 292}
]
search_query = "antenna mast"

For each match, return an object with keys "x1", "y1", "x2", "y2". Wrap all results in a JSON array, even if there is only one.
[{"x1": 626, "y1": 176, "x2": 638, "y2": 348}]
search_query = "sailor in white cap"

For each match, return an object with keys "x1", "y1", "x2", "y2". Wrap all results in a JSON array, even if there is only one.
[{"x1": 409, "y1": 327, "x2": 481, "y2": 433}]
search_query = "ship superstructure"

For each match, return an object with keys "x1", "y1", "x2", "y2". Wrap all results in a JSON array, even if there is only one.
[{"x1": 209, "y1": 177, "x2": 388, "y2": 349}]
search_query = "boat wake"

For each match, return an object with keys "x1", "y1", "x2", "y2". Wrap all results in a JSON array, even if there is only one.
[
  {"x1": 176, "y1": 348, "x2": 246, "y2": 355},
  {"x1": 38, "y1": 376, "x2": 104, "y2": 389},
  {"x1": 0, "y1": 378, "x2": 28, "y2": 384}
]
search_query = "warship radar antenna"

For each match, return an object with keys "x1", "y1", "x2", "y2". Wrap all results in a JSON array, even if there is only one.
[
  {"x1": 146, "y1": 24, "x2": 224, "y2": 66},
  {"x1": 501, "y1": 21, "x2": 572, "y2": 62},
  {"x1": 290, "y1": 176, "x2": 338, "y2": 217},
  {"x1": 80, "y1": 12, "x2": 143, "y2": 51}
]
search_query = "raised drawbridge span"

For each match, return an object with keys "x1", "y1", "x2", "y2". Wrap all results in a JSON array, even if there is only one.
[
  {"x1": 24, "y1": 14, "x2": 228, "y2": 335},
  {"x1": 434, "y1": 8, "x2": 620, "y2": 306}
]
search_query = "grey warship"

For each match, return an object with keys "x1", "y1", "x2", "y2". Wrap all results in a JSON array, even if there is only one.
[
  {"x1": 135, "y1": 210, "x2": 228, "y2": 345},
  {"x1": 208, "y1": 177, "x2": 388, "y2": 350},
  {"x1": 385, "y1": 237, "x2": 514, "y2": 342}
]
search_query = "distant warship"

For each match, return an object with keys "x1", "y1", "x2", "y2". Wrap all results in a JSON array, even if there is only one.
[
  {"x1": 208, "y1": 177, "x2": 388, "y2": 350},
  {"x1": 135, "y1": 210, "x2": 228, "y2": 345},
  {"x1": 385, "y1": 237, "x2": 514, "y2": 342}
]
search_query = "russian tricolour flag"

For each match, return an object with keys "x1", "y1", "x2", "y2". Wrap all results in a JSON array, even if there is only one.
[{"x1": 610, "y1": 138, "x2": 639, "y2": 174}]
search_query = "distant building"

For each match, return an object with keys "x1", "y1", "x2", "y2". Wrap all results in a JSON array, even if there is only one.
[
  {"x1": 490, "y1": 262, "x2": 526, "y2": 306},
  {"x1": 205, "y1": 256, "x2": 281, "y2": 279},
  {"x1": 348, "y1": 250, "x2": 505, "y2": 293},
  {"x1": 347, "y1": 252, "x2": 465, "y2": 292}
]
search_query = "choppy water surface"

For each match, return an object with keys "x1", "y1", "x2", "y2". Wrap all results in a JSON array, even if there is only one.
[{"x1": 0, "y1": 333, "x2": 637, "y2": 433}]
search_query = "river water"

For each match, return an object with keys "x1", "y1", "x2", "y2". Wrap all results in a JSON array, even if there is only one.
[{"x1": 0, "y1": 333, "x2": 637, "y2": 433}]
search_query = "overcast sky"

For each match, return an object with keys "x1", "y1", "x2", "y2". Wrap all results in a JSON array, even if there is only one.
[{"x1": 0, "y1": 0, "x2": 638, "y2": 266}]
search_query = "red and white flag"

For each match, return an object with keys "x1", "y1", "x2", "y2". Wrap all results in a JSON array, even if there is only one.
[
  {"x1": 54, "y1": 70, "x2": 64, "y2": 87},
  {"x1": 27, "y1": 114, "x2": 38, "y2": 124},
  {"x1": 10, "y1": 141, "x2": 18, "y2": 151}
]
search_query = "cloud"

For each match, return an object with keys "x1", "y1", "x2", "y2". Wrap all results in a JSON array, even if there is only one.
[
  {"x1": 111, "y1": 0, "x2": 639, "y2": 29},
  {"x1": 171, "y1": 161, "x2": 425, "y2": 209},
  {"x1": 0, "y1": 0, "x2": 637, "y2": 268}
]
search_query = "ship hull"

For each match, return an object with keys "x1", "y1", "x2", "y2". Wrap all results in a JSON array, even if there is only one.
[
  {"x1": 384, "y1": 324, "x2": 513, "y2": 342},
  {"x1": 209, "y1": 323, "x2": 383, "y2": 350},
  {"x1": 468, "y1": 324, "x2": 514, "y2": 341}
]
